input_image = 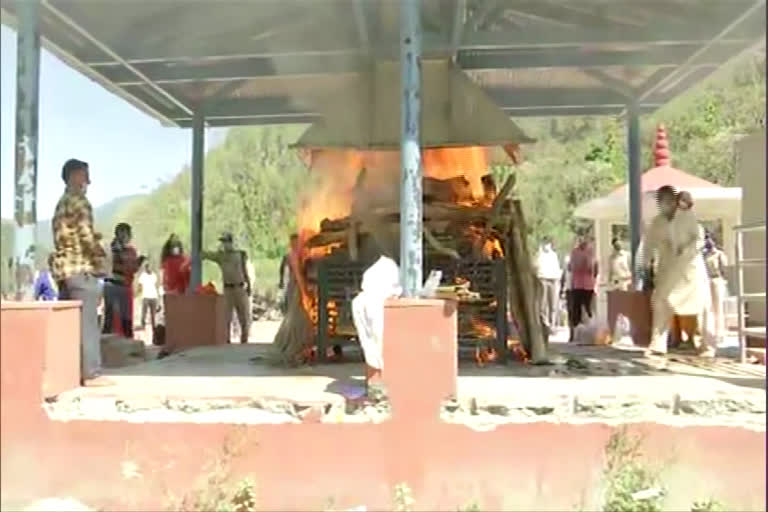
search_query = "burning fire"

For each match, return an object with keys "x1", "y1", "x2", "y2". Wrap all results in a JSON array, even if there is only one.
[
  {"x1": 297, "y1": 146, "x2": 499, "y2": 235},
  {"x1": 469, "y1": 317, "x2": 530, "y2": 366},
  {"x1": 465, "y1": 225, "x2": 505, "y2": 260},
  {"x1": 285, "y1": 145, "x2": 520, "y2": 361}
]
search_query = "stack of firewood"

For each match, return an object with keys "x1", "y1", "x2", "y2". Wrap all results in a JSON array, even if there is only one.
[
  {"x1": 434, "y1": 281, "x2": 481, "y2": 301},
  {"x1": 271, "y1": 173, "x2": 548, "y2": 366}
]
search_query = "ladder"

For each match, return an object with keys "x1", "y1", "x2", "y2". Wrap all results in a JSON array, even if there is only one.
[{"x1": 734, "y1": 221, "x2": 766, "y2": 364}]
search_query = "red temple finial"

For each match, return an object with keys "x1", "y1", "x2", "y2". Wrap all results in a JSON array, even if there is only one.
[{"x1": 654, "y1": 123, "x2": 670, "y2": 167}]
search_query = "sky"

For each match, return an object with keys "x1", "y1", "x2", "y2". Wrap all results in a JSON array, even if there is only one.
[{"x1": 0, "y1": 25, "x2": 224, "y2": 220}]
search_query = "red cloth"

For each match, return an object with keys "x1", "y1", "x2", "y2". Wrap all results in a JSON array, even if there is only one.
[
  {"x1": 162, "y1": 255, "x2": 191, "y2": 294},
  {"x1": 570, "y1": 245, "x2": 597, "y2": 291}
]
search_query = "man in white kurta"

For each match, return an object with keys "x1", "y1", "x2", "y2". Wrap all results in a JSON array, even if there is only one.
[{"x1": 638, "y1": 186, "x2": 716, "y2": 356}]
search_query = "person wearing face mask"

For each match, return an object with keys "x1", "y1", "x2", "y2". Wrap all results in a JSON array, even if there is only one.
[
  {"x1": 637, "y1": 186, "x2": 716, "y2": 357},
  {"x1": 103, "y1": 223, "x2": 145, "y2": 337},
  {"x1": 51, "y1": 159, "x2": 111, "y2": 386},
  {"x1": 568, "y1": 234, "x2": 598, "y2": 340},
  {"x1": 607, "y1": 238, "x2": 632, "y2": 291},
  {"x1": 160, "y1": 234, "x2": 191, "y2": 295},
  {"x1": 703, "y1": 233, "x2": 728, "y2": 340},
  {"x1": 535, "y1": 237, "x2": 562, "y2": 330},
  {"x1": 202, "y1": 232, "x2": 252, "y2": 344}
]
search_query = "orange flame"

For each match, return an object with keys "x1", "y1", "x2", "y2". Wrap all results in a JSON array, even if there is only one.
[
  {"x1": 291, "y1": 145, "x2": 520, "y2": 356},
  {"x1": 297, "y1": 146, "x2": 500, "y2": 235},
  {"x1": 507, "y1": 337, "x2": 530, "y2": 364}
]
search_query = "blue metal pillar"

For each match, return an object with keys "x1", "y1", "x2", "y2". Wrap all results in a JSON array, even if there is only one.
[
  {"x1": 14, "y1": 0, "x2": 41, "y2": 300},
  {"x1": 189, "y1": 110, "x2": 205, "y2": 292},
  {"x1": 399, "y1": 0, "x2": 423, "y2": 297},
  {"x1": 627, "y1": 102, "x2": 642, "y2": 282}
]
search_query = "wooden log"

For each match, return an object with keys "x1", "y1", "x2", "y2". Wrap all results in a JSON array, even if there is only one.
[
  {"x1": 490, "y1": 174, "x2": 516, "y2": 221},
  {"x1": 506, "y1": 199, "x2": 548, "y2": 364},
  {"x1": 348, "y1": 221, "x2": 359, "y2": 261},
  {"x1": 425, "y1": 227, "x2": 460, "y2": 260},
  {"x1": 320, "y1": 218, "x2": 349, "y2": 232},
  {"x1": 270, "y1": 279, "x2": 314, "y2": 367},
  {"x1": 307, "y1": 231, "x2": 348, "y2": 248},
  {"x1": 424, "y1": 176, "x2": 474, "y2": 204},
  {"x1": 482, "y1": 175, "x2": 497, "y2": 204}
]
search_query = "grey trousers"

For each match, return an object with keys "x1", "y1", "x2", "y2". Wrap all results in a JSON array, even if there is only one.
[
  {"x1": 539, "y1": 278, "x2": 560, "y2": 329},
  {"x1": 59, "y1": 273, "x2": 102, "y2": 379}
]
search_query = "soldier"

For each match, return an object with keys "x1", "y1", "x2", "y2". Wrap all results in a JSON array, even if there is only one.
[{"x1": 203, "y1": 233, "x2": 252, "y2": 344}]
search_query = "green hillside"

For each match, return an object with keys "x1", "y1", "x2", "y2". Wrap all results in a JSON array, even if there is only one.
[{"x1": 1, "y1": 195, "x2": 143, "y2": 291}]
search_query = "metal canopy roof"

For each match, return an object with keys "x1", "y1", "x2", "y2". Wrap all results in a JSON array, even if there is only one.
[{"x1": 1, "y1": 0, "x2": 764, "y2": 128}]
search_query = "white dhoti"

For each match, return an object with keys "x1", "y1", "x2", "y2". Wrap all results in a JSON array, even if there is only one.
[
  {"x1": 351, "y1": 256, "x2": 402, "y2": 370},
  {"x1": 643, "y1": 211, "x2": 716, "y2": 355},
  {"x1": 352, "y1": 292, "x2": 385, "y2": 370}
]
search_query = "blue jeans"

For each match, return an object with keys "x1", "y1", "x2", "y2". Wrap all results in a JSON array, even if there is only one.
[{"x1": 102, "y1": 281, "x2": 132, "y2": 338}]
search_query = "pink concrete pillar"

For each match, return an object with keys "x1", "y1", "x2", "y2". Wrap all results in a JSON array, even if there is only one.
[{"x1": 382, "y1": 299, "x2": 457, "y2": 420}]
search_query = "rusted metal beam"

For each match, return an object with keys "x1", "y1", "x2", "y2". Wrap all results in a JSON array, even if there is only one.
[
  {"x1": 400, "y1": 0, "x2": 423, "y2": 297},
  {"x1": 353, "y1": 0, "x2": 371, "y2": 54},
  {"x1": 0, "y1": 6, "x2": 177, "y2": 127},
  {"x1": 82, "y1": 27, "x2": 756, "y2": 66},
  {"x1": 13, "y1": 0, "x2": 41, "y2": 301},
  {"x1": 450, "y1": 0, "x2": 466, "y2": 62},
  {"x1": 633, "y1": 0, "x2": 765, "y2": 106},
  {"x1": 627, "y1": 101, "x2": 642, "y2": 282},
  {"x1": 103, "y1": 43, "x2": 741, "y2": 86},
  {"x1": 40, "y1": 0, "x2": 194, "y2": 117},
  {"x1": 581, "y1": 69, "x2": 636, "y2": 98},
  {"x1": 189, "y1": 110, "x2": 205, "y2": 292}
]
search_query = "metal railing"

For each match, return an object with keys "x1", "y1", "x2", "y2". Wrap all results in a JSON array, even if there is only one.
[{"x1": 734, "y1": 221, "x2": 766, "y2": 363}]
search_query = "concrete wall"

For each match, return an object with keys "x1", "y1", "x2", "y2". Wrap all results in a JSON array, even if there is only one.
[
  {"x1": 2, "y1": 304, "x2": 766, "y2": 512},
  {"x1": 736, "y1": 129, "x2": 766, "y2": 326}
]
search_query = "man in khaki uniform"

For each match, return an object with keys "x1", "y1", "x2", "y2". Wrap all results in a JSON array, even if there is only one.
[
  {"x1": 202, "y1": 233, "x2": 251, "y2": 344},
  {"x1": 703, "y1": 233, "x2": 729, "y2": 339}
]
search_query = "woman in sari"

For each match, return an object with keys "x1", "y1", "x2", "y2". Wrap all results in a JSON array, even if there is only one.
[{"x1": 160, "y1": 234, "x2": 191, "y2": 295}]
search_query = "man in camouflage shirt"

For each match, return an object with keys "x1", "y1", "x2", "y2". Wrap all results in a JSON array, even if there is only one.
[{"x1": 51, "y1": 159, "x2": 110, "y2": 386}]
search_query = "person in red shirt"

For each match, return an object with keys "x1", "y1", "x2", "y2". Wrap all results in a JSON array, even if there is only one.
[
  {"x1": 567, "y1": 235, "x2": 599, "y2": 341},
  {"x1": 103, "y1": 223, "x2": 145, "y2": 337},
  {"x1": 160, "y1": 234, "x2": 191, "y2": 295}
]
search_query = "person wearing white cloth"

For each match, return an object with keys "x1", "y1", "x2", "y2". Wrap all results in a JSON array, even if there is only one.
[
  {"x1": 352, "y1": 256, "x2": 403, "y2": 372},
  {"x1": 536, "y1": 237, "x2": 562, "y2": 329},
  {"x1": 637, "y1": 186, "x2": 716, "y2": 357}
]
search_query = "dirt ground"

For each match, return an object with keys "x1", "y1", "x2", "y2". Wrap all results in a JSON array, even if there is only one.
[{"x1": 47, "y1": 322, "x2": 766, "y2": 427}]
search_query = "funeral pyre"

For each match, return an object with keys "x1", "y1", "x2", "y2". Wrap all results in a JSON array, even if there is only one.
[{"x1": 271, "y1": 145, "x2": 545, "y2": 367}]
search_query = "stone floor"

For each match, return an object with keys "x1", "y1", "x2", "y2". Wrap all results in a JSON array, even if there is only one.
[{"x1": 47, "y1": 324, "x2": 766, "y2": 426}]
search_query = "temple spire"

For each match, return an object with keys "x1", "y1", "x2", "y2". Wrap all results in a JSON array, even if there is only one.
[{"x1": 654, "y1": 124, "x2": 671, "y2": 167}]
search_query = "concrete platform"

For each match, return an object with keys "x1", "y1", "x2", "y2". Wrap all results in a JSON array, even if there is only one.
[{"x1": 48, "y1": 334, "x2": 766, "y2": 427}]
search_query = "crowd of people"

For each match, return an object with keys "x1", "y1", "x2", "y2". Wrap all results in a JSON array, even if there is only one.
[
  {"x1": 41, "y1": 158, "x2": 255, "y2": 386},
  {"x1": 10, "y1": 157, "x2": 731, "y2": 384},
  {"x1": 536, "y1": 185, "x2": 730, "y2": 354}
]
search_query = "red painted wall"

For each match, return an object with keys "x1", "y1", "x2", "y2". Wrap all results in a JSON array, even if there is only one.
[{"x1": 2, "y1": 303, "x2": 765, "y2": 511}]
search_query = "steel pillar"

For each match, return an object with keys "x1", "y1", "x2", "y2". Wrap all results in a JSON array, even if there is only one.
[
  {"x1": 627, "y1": 102, "x2": 642, "y2": 283},
  {"x1": 13, "y1": 0, "x2": 41, "y2": 301},
  {"x1": 399, "y1": 0, "x2": 423, "y2": 297},
  {"x1": 189, "y1": 110, "x2": 205, "y2": 292}
]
